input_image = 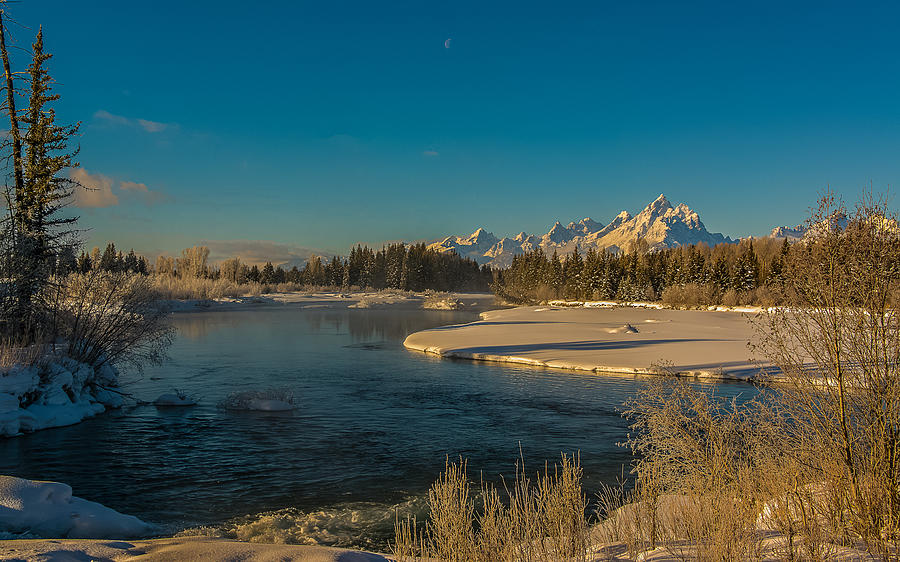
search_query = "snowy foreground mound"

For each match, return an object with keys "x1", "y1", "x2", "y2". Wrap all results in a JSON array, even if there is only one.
[
  {"x1": 0, "y1": 358, "x2": 124, "y2": 437},
  {"x1": 0, "y1": 476, "x2": 154, "y2": 539}
]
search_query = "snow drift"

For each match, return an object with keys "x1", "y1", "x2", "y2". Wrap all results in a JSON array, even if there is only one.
[
  {"x1": 0, "y1": 475, "x2": 154, "y2": 538},
  {"x1": 0, "y1": 358, "x2": 124, "y2": 438}
]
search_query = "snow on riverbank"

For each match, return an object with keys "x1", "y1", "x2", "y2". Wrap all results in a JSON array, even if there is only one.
[
  {"x1": 162, "y1": 290, "x2": 498, "y2": 313},
  {"x1": 0, "y1": 358, "x2": 124, "y2": 437},
  {"x1": 0, "y1": 536, "x2": 391, "y2": 560},
  {"x1": 404, "y1": 306, "x2": 770, "y2": 380},
  {"x1": 0, "y1": 476, "x2": 154, "y2": 539}
]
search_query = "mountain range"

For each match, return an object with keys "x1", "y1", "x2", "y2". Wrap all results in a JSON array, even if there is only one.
[{"x1": 429, "y1": 194, "x2": 735, "y2": 267}]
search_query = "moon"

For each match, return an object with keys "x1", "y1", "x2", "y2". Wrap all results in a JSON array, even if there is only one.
[{"x1": 444, "y1": 38, "x2": 451, "y2": 49}]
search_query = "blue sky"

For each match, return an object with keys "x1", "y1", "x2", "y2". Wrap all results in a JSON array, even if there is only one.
[{"x1": 12, "y1": 0, "x2": 900, "y2": 260}]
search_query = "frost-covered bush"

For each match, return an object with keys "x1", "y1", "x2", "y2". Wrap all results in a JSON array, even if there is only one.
[
  {"x1": 51, "y1": 270, "x2": 174, "y2": 370},
  {"x1": 423, "y1": 294, "x2": 463, "y2": 310}
]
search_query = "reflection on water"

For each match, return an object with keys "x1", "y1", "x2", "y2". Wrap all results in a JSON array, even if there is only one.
[{"x1": 0, "y1": 307, "x2": 758, "y2": 548}]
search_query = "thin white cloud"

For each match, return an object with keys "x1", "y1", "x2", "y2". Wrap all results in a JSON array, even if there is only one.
[
  {"x1": 121, "y1": 180, "x2": 166, "y2": 205},
  {"x1": 423, "y1": 150, "x2": 439, "y2": 157},
  {"x1": 70, "y1": 168, "x2": 118, "y2": 208},
  {"x1": 119, "y1": 181, "x2": 149, "y2": 193},
  {"x1": 93, "y1": 110, "x2": 130, "y2": 127},
  {"x1": 136, "y1": 119, "x2": 168, "y2": 133},
  {"x1": 69, "y1": 170, "x2": 166, "y2": 208},
  {"x1": 94, "y1": 110, "x2": 175, "y2": 133}
]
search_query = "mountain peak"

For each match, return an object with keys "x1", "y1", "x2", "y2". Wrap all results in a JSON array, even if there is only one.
[
  {"x1": 567, "y1": 217, "x2": 603, "y2": 235},
  {"x1": 461, "y1": 227, "x2": 497, "y2": 246},
  {"x1": 429, "y1": 194, "x2": 733, "y2": 266},
  {"x1": 644, "y1": 194, "x2": 672, "y2": 214},
  {"x1": 545, "y1": 221, "x2": 574, "y2": 244}
]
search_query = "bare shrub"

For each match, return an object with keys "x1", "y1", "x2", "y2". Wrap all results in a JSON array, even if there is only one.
[
  {"x1": 392, "y1": 454, "x2": 588, "y2": 562},
  {"x1": 661, "y1": 283, "x2": 722, "y2": 309},
  {"x1": 748, "y1": 284, "x2": 783, "y2": 307},
  {"x1": 49, "y1": 270, "x2": 173, "y2": 370},
  {"x1": 621, "y1": 193, "x2": 900, "y2": 561},
  {"x1": 622, "y1": 379, "x2": 773, "y2": 559},
  {"x1": 720, "y1": 288, "x2": 741, "y2": 307},
  {"x1": 751, "y1": 192, "x2": 900, "y2": 558},
  {"x1": 147, "y1": 275, "x2": 307, "y2": 301}
]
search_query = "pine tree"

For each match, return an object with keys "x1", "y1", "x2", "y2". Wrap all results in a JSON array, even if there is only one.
[
  {"x1": 260, "y1": 262, "x2": 276, "y2": 284},
  {"x1": 768, "y1": 238, "x2": 790, "y2": 287},
  {"x1": 76, "y1": 250, "x2": 91, "y2": 273},
  {"x1": 19, "y1": 27, "x2": 80, "y2": 260},
  {"x1": 99, "y1": 243, "x2": 118, "y2": 271},
  {"x1": 0, "y1": 21, "x2": 80, "y2": 334},
  {"x1": 736, "y1": 241, "x2": 760, "y2": 291},
  {"x1": 123, "y1": 250, "x2": 138, "y2": 273}
]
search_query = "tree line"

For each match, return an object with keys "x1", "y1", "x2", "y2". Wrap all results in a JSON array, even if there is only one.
[
  {"x1": 492, "y1": 237, "x2": 792, "y2": 305},
  {"x1": 77, "y1": 242, "x2": 494, "y2": 293}
]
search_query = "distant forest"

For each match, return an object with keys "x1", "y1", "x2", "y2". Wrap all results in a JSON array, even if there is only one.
[
  {"x1": 76, "y1": 242, "x2": 494, "y2": 293},
  {"x1": 77, "y1": 236, "x2": 801, "y2": 306},
  {"x1": 492, "y1": 237, "x2": 793, "y2": 306}
]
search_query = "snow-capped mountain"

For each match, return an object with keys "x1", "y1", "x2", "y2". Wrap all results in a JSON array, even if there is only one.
[
  {"x1": 430, "y1": 194, "x2": 734, "y2": 267},
  {"x1": 769, "y1": 225, "x2": 807, "y2": 240}
]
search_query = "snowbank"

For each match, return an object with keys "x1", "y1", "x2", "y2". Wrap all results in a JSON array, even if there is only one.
[
  {"x1": 404, "y1": 306, "x2": 771, "y2": 381},
  {"x1": 0, "y1": 536, "x2": 391, "y2": 561},
  {"x1": 0, "y1": 476, "x2": 154, "y2": 539},
  {"x1": 0, "y1": 358, "x2": 123, "y2": 438}
]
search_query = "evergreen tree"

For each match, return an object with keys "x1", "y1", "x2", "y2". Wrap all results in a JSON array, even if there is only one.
[
  {"x1": 260, "y1": 262, "x2": 276, "y2": 284},
  {"x1": 123, "y1": 249, "x2": 138, "y2": 273},
  {"x1": 767, "y1": 238, "x2": 790, "y2": 287},
  {"x1": 0, "y1": 22, "x2": 81, "y2": 334},
  {"x1": 76, "y1": 250, "x2": 91, "y2": 273},
  {"x1": 19, "y1": 27, "x2": 80, "y2": 262},
  {"x1": 735, "y1": 241, "x2": 760, "y2": 291},
  {"x1": 99, "y1": 243, "x2": 118, "y2": 271}
]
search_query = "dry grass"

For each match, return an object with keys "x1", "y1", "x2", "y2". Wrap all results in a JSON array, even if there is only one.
[
  {"x1": 392, "y1": 454, "x2": 589, "y2": 562},
  {"x1": 147, "y1": 275, "x2": 315, "y2": 300},
  {"x1": 0, "y1": 339, "x2": 50, "y2": 370}
]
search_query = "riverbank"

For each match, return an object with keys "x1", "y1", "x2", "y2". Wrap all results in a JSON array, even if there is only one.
[
  {"x1": 0, "y1": 358, "x2": 125, "y2": 438},
  {"x1": 404, "y1": 305, "x2": 768, "y2": 381},
  {"x1": 161, "y1": 290, "x2": 499, "y2": 314},
  {"x1": 0, "y1": 536, "x2": 391, "y2": 561}
]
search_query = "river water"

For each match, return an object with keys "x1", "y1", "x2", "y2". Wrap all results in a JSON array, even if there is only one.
[{"x1": 0, "y1": 306, "x2": 757, "y2": 549}]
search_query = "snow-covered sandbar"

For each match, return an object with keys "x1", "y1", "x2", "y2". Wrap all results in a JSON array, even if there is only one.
[{"x1": 404, "y1": 305, "x2": 768, "y2": 381}]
